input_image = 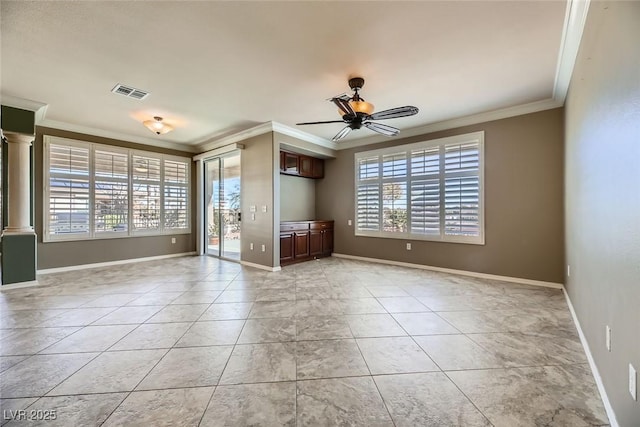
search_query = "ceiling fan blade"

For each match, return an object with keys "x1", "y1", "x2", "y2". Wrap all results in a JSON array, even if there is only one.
[
  {"x1": 369, "y1": 106, "x2": 419, "y2": 120},
  {"x1": 327, "y1": 93, "x2": 350, "y2": 101},
  {"x1": 331, "y1": 97, "x2": 355, "y2": 116},
  {"x1": 296, "y1": 120, "x2": 346, "y2": 125},
  {"x1": 332, "y1": 126, "x2": 352, "y2": 142},
  {"x1": 364, "y1": 122, "x2": 400, "y2": 137}
]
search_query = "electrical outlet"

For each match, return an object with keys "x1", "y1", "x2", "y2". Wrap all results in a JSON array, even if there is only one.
[
  {"x1": 605, "y1": 326, "x2": 611, "y2": 351},
  {"x1": 630, "y1": 364, "x2": 637, "y2": 401},
  {"x1": 250, "y1": 243, "x2": 254, "y2": 250},
  {"x1": 171, "y1": 237, "x2": 176, "y2": 244},
  {"x1": 261, "y1": 244, "x2": 266, "y2": 252},
  {"x1": 348, "y1": 220, "x2": 352, "y2": 226},
  {"x1": 406, "y1": 243, "x2": 412, "y2": 250},
  {"x1": 250, "y1": 205, "x2": 256, "y2": 212},
  {"x1": 567, "y1": 265, "x2": 571, "y2": 277}
]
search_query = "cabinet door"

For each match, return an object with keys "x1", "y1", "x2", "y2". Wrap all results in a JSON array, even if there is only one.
[
  {"x1": 284, "y1": 153, "x2": 299, "y2": 174},
  {"x1": 312, "y1": 158, "x2": 324, "y2": 178},
  {"x1": 280, "y1": 152, "x2": 285, "y2": 171},
  {"x1": 294, "y1": 231, "x2": 310, "y2": 258},
  {"x1": 322, "y1": 228, "x2": 333, "y2": 255},
  {"x1": 299, "y1": 156, "x2": 313, "y2": 177},
  {"x1": 280, "y1": 233, "x2": 294, "y2": 263},
  {"x1": 309, "y1": 230, "x2": 323, "y2": 257}
]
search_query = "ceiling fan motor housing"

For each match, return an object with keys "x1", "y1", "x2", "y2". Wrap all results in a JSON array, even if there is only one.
[{"x1": 348, "y1": 77, "x2": 365, "y2": 91}]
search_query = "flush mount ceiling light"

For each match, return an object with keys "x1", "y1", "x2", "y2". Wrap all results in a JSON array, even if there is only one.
[{"x1": 143, "y1": 116, "x2": 174, "y2": 135}]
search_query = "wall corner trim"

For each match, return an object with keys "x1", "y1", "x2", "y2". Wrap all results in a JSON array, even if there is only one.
[
  {"x1": 331, "y1": 253, "x2": 563, "y2": 289},
  {"x1": 36, "y1": 252, "x2": 197, "y2": 275},
  {"x1": 240, "y1": 260, "x2": 281, "y2": 272},
  {"x1": 562, "y1": 287, "x2": 619, "y2": 427}
]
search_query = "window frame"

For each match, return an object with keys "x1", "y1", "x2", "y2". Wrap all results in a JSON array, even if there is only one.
[
  {"x1": 354, "y1": 131, "x2": 485, "y2": 245},
  {"x1": 43, "y1": 136, "x2": 191, "y2": 242}
]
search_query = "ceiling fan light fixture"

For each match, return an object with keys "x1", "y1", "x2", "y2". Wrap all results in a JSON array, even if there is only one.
[
  {"x1": 350, "y1": 100, "x2": 375, "y2": 115},
  {"x1": 337, "y1": 101, "x2": 375, "y2": 117},
  {"x1": 143, "y1": 116, "x2": 174, "y2": 135}
]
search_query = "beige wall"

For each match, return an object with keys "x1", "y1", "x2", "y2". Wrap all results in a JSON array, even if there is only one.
[
  {"x1": 34, "y1": 127, "x2": 196, "y2": 269},
  {"x1": 239, "y1": 132, "x2": 276, "y2": 267},
  {"x1": 317, "y1": 108, "x2": 565, "y2": 283},
  {"x1": 280, "y1": 174, "x2": 316, "y2": 221},
  {"x1": 565, "y1": 1, "x2": 640, "y2": 424}
]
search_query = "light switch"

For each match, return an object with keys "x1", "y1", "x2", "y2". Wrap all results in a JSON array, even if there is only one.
[
  {"x1": 262, "y1": 205, "x2": 267, "y2": 213},
  {"x1": 348, "y1": 220, "x2": 352, "y2": 226},
  {"x1": 250, "y1": 205, "x2": 256, "y2": 213},
  {"x1": 251, "y1": 213, "x2": 255, "y2": 221}
]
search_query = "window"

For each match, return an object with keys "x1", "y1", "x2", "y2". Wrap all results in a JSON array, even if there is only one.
[
  {"x1": 44, "y1": 136, "x2": 191, "y2": 241},
  {"x1": 164, "y1": 160, "x2": 189, "y2": 230},
  {"x1": 354, "y1": 131, "x2": 484, "y2": 244},
  {"x1": 132, "y1": 154, "x2": 161, "y2": 232}
]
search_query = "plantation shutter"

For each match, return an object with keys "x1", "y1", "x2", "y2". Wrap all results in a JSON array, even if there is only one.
[
  {"x1": 357, "y1": 184, "x2": 380, "y2": 231},
  {"x1": 164, "y1": 159, "x2": 189, "y2": 230},
  {"x1": 410, "y1": 179, "x2": 440, "y2": 235},
  {"x1": 443, "y1": 142, "x2": 480, "y2": 237},
  {"x1": 132, "y1": 155, "x2": 161, "y2": 232},
  {"x1": 354, "y1": 132, "x2": 483, "y2": 244},
  {"x1": 48, "y1": 144, "x2": 90, "y2": 237},
  {"x1": 94, "y1": 149, "x2": 129, "y2": 234}
]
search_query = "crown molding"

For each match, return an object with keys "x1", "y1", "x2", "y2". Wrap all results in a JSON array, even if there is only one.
[
  {"x1": 336, "y1": 98, "x2": 562, "y2": 151},
  {"x1": 271, "y1": 121, "x2": 336, "y2": 150},
  {"x1": 37, "y1": 118, "x2": 198, "y2": 153},
  {"x1": 0, "y1": 94, "x2": 49, "y2": 126},
  {"x1": 195, "y1": 121, "x2": 336, "y2": 154},
  {"x1": 553, "y1": 0, "x2": 591, "y2": 103},
  {"x1": 195, "y1": 122, "x2": 274, "y2": 152}
]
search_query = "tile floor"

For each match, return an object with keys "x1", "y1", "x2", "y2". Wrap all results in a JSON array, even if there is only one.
[{"x1": 0, "y1": 256, "x2": 610, "y2": 426}]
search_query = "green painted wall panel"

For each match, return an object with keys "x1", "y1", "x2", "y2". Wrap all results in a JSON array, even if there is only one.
[
  {"x1": 1, "y1": 233, "x2": 37, "y2": 284},
  {"x1": 1, "y1": 106, "x2": 35, "y2": 134}
]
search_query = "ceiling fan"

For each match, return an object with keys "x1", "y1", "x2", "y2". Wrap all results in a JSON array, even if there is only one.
[{"x1": 296, "y1": 77, "x2": 419, "y2": 142}]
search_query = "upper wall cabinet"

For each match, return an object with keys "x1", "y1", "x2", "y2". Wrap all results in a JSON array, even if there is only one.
[{"x1": 280, "y1": 151, "x2": 324, "y2": 179}]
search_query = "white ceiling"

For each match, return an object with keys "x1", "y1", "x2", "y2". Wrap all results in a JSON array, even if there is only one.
[{"x1": 1, "y1": 1, "x2": 571, "y2": 151}]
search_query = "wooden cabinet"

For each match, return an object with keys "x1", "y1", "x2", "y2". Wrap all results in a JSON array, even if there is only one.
[
  {"x1": 312, "y1": 158, "x2": 324, "y2": 178},
  {"x1": 280, "y1": 151, "x2": 324, "y2": 179},
  {"x1": 280, "y1": 233, "x2": 294, "y2": 263},
  {"x1": 309, "y1": 229, "x2": 323, "y2": 257},
  {"x1": 280, "y1": 220, "x2": 333, "y2": 265},
  {"x1": 294, "y1": 231, "x2": 310, "y2": 258},
  {"x1": 283, "y1": 152, "x2": 299, "y2": 174}
]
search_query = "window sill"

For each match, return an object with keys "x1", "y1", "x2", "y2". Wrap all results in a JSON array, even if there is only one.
[{"x1": 42, "y1": 229, "x2": 192, "y2": 243}]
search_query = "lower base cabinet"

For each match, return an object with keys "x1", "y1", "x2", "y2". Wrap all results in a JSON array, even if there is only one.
[{"x1": 280, "y1": 220, "x2": 333, "y2": 266}]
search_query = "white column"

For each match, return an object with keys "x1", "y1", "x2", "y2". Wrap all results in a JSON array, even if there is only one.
[{"x1": 3, "y1": 131, "x2": 34, "y2": 234}]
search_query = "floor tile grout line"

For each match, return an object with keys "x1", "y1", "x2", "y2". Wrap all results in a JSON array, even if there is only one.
[
  {"x1": 100, "y1": 271, "x2": 237, "y2": 427},
  {"x1": 197, "y1": 268, "x2": 246, "y2": 427},
  {"x1": 4, "y1": 257, "x2": 603, "y2": 425},
  {"x1": 12, "y1": 350, "x2": 103, "y2": 410},
  {"x1": 442, "y1": 369, "x2": 496, "y2": 427},
  {"x1": 349, "y1": 323, "x2": 398, "y2": 427}
]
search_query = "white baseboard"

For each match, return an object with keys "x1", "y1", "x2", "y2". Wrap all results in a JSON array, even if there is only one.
[
  {"x1": 240, "y1": 260, "x2": 281, "y2": 272},
  {"x1": 562, "y1": 287, "x2": 619, "y2": 427},
  {"x1": 0, "y1": 280, "x2": 41, "y2": 291},
  {"x1": 37, "y1": 252, "x2": 197, "y2": 274},
  {"x1": 331, "y1": 253, "x2": 563, "y2": 289}
]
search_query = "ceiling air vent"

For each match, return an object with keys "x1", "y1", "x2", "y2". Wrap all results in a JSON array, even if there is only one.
[{"x1": 111, "y1": 83, "x2": 150, "y2": 100}]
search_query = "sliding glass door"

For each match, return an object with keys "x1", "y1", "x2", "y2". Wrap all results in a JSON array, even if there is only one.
[{"x1": 204, "y1": 152, "x2": 241, "y2": 260}]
